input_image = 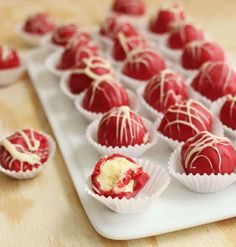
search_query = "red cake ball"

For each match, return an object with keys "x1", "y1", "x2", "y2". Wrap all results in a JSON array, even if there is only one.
[
  {"x1": 98, "y1": 106, "x2": 149, "y2": 147},
  {"x1": 0, "y1": 129, "x2": 49, "y2": 172},
  {"x1": 191, "y1": 62, "x2": 236, "y2": 101},
  {"x1": 82, "y1": 76, "x2": 129, "y2": 113},
  {"x1": 122, "y1": 49, "x2": 166, "y2": 80},
  {"x1": 23, "y1": 12, "x2": 56, "y2": 35},
  {"x1": 158, "y1": 100, "x2": 213, "y2": 142},
  {"x1": 91, "y1": 153, "x2": 150, "y2": 199},
  {"x1": 149, "y1": 3, "x2": 186, "y2": 34},
  {"x1": 112, "y1": 32, "x2": 149, "y2": 61},
  {"x1": 0, "y1": 46, "x2": 21, "y2": 69},
  {"x1": 67, "y1": 56, "x2": 114, "y2": 94},
  {"x1": 181, "y1": 41, "x2": 225, "y2": 70},
  {"x1": 167, "y1": 22, "x2": 204, "y2": 49},
  {"x1": 112, "y1": 0, "x2": 145, "y2": 16},
  {"x1": 220, "y1": 95, "x2": 236, "y2": 130},
  {"x1": 144, "y1": 69, "x2": 188, "y2": 113},
  {"x1": 57, "y1": 42, "x2": 99, "y2": 70},
  {"x1": 181, "y1": 131, "x2": 236, "y2": 175},
  {"x1": 51, "y1": 24, "x2": 79, "y2": 46}
]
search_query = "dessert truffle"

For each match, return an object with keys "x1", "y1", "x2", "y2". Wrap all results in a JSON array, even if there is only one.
[
  {"x1": 220, "y1": 95, "x2": 236, "y2": 130},
  {"x1": 181, "y1": 131, "x2": 236, "y2": 175},
  {"x1": 0, "y1": 129, "x2": 49, "y2": 172},
  {"x1": 191, "y1": 62, "x2": 236, "y2": 101},
  {"x1": 67, "y1": 56, "x2": 114, "y2": 94},
  {"x1": 144, "y1": 69, "x2": 188, "y2": 113},
  {"x1": 112, "y1": 0, "x2": 145, "y2": 16},
  {"x1": 91, "y1": 153, "x2": 150, "y2": 199},
  {"x1": 122, "y1": 48, "x2": 165, "y2": 80},
  {"x1": 112, "y1": 32, "x2": 149, "y2": 61},
  {"x1": 167, "y1": 22, "x2": 204, "y2": 49},
  {"x1": 23, "y1": 12, "x2": 56, "y2": 35},
  {"x1": 158, "y1": 100, "x2": 213, "y2": 142},
  {"x1": 149, "y1": 3, "x2": 186, "y2": 34},
  {"x1": 98, "y1": 106, "x2": 149, "y2": 147},
  {"x1": 0, "y1": 46, "x2": 21, "y2": 69},
  {"x1": 181, "y1": 41, "x2": 225, "y2": 70},
  {"x1": 82, "y1": 76, "x2": 129, "y2": 113}
]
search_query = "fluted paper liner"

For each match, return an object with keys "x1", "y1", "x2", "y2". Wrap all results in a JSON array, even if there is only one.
[
  {"x1": 86, "y1": 117, "x2": 156, "y2": 157},
  {"x1": 74, "y1": 89, "x2": 140, "y2": 122},
  {"x1": 0, "y1": 131, "x2": 56, "y2": 179},
  {"x1": 188, "y1": 86, "x2": 212, "y2": 108},
  {"x1": 119, "y1": 72, "x2": 148, "y2": 91},
  {"x1": 86, "y1": 158, "x2": 171, "y2": 214},
  {"x1": 168, "y1": 145, "x2": 236, "y2": 193},
  {"x1": 60, "y1": 72, "x2": 76, "y2": 100},
  {"x1": 160, "y1": 44, "x2": 181, "y2": 63},
  {"x1": 145, "y1": 30, "x2": 168, "y2": 46},
  {"x1": 41, "y1": 33, "x2": 63, "y2": 51}
]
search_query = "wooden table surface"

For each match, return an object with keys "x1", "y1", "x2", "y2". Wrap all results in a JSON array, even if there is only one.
[{"x1": 0, "y1": 0, "x2": 236, "y2": 246}]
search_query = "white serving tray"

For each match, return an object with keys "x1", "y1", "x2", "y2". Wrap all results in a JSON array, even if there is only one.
[{"x1": 27, "y1": 48, "x2": 236, "y2": 240}]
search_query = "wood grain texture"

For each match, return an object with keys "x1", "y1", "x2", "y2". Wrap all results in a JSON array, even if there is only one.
[{"x1": 0, "y1": 0, "x2": 235, "y2": 246}]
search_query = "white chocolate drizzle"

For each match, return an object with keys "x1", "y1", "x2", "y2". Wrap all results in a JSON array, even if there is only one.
[{"x1": 0, "y1": 46, "x2": 13, "y2": 62}]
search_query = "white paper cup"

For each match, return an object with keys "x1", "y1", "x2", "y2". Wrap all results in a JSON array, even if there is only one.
[
  {"x1": 59, "y1": 72, "x2": 76, "y2": 99},
  {"x1": 137, "y1": 86, "x2": 164, "y2": 121},
  {"x1": 86, "y1": 157, "x2": 170, "y2": 214},
  {"x1": 170, "y1": 62, "x2": 198, "y2": 81},
  {"x1": 0, "y1": 131, "x2": 56, "y2": 179},
  {"x1": 168, "y1": 144, "x2": 236, "y2": 193},
  {"x1": 188, "y1": 86, "x2": 212, "y2": 108},
  {"x1": 119, "y1": 72, "x2": 148, "y2": 91},
  {"x1": 145, "y1": 29, "x2": 168, "y2": 47},
  {"x1": 211, "y1": 96, "x2": 236, "y2": 140},
  {"x1": 155, "y1": 116, "x2": 224, "y2": 150},
  {"x1": 86, "y1": 117, "x2": 156, "y2": 157},
  {"x1": 160, "y1": 44, "x2": 181, "y2": 63},
  {"x1": 74, "y1": 89, "x2": 140, "y2": 122},
  {"x1": 41, "y1": 33, "x2": 64, "y2": 51},
  {"x1": 105, "y1": 46, "x2": 123, "y2": 71}
]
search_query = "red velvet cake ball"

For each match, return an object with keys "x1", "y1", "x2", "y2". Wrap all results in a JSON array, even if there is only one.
[
  {"x1": 68, "y1": 56, "x2": 114, "y2": 94},
  {"x1": 181, "y1": 41, "x2": 225, "y2": 70},
  {"x1": 23, "y1": 12, "x2": 56, "y2": 35},
  {"x1": 57, "y1": 42, "x2": 99, "y2": 70},
  {"x1": 112, "y1": 32, "x2": 149, "y2": 61},
  {"x1": 149, "y1": 3, "x2": 186, "y2": 34},
  {"x1": 0, "y1": 46, "x2": 21, "y2": 69},
  {"x1": 98, "y1": 106, "x2": 149, "y2": 147},
  {"x1": 0, "y1": 129, "x2": 49, "y2": 172},
  {"x1": 112, "y1": 0, "x2": 145, "y2": 16},
  {"x1": 158, "y1": 100, "x2": 213, "y2": 142},
  {"x1": 181, "y1": 131, "x2": 236, "y2": 175},
  {"x1": 220, "y1": 95, "x2": 236, "y2": 130},
  {"x1": 91, "y1": 153, "x2": 150, "y2": 199},
  {"x1": 144, "y1": 69, "x2": 188, "y2": 113},
  {"x1": 191, "y1": 62, "x2": 236, "y2": 101},
  {"x1": 167, "y1": 22, "x2": 204, "y2": 49},
  {"x1": 122, "y1": 49, "x2": 166, "y2": 80},
  {"x1": 51, "y1": 24, "x2": 78, "y2": 46},
  {"x1": 82, "y1": 76, "x2": 129, "y2": 113}
]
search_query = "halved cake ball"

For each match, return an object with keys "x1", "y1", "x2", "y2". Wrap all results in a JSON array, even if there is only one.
[
  {"x1": 112, "y1": 0, "x2": 146, "y2": 16},
  {"x1": 191, "y1": 62, "x2": 236, "y2": 101},
  {"x1": 122, "y1": 49, "x2": 165, "y2": 80},
  {"x1": 149, "y1": 3, "x2": 186, "y2": 34},
  {"x1": 91, "y1": 153, "x2": 150, "y2": 199},
  {"x1": 23, "y1": 12, "x2": 56, "y2": 35},
  {"x1": 0, "y1": 129, "x2": 49, "y2": 172},
  {"x1": 181, "y1": 41, "x2": 224, "y2": 70},
  {"x1": 220, "y1": 95, "x2": 236, "y2": 130},
  {"x1": 158, "y1": 100, "x2": 213, "y2": 142},
  {"x1": 144, "y1": 69, "x2": 188, "y2": 113},
  {"x1": 181, "y1": 131, "x2": 236, "y2": 175},
  {"x1": 98, "y1": 106, "x2": 149, "y2": 147},
  {"x1": 0, "y1": 46, "x2": 21, "y2": 69},
  {"x1": 112, "y1": 32, "x2": 149, "y2": 61},
  {"x1": 82, "y1": 76, "x2": 129, "y2": 113},
  {"x1": 167, "y1": 22, "x2": 204, "y2": 50},
  {"x1": 67, "y1": 56, "x2": 114, "y2": 94}
]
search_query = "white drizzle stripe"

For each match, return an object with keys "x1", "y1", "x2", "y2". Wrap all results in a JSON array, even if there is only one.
[{"x1": 1, "y1": 46, "x2": 13, "y2": 62}]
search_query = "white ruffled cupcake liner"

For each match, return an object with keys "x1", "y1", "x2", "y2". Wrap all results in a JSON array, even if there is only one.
[
  {"x1": 86, "y1": 157, "x2": 171, "y2": 214},
  {"x1": 145, "y1": 30, "x2": 168, "y2": 47},
  {"x1": 86, "y1": 117, "x2": 157, "y2": 157},
  {"x1": 137, "y1": 86, "x2": 164, "y2": 121},
  {"x1": 211, "y1": 96, "x2": 236, "y2": 140},
  {"x1": 155, "y1": 116, "x2": 224, "y2": 150},
  {"x1": 41, "y1": 33, "x2": 64, "y2": 51},
  {"x1": 0, "y1": 131, "x2": 56, "y2": 179},
  {"x1": 169, "y1": 62, "x2": 198, "y2": 81},
  {"x1": 188, "y1": 86, "x2": 213, "y2": 108},
  {"x1": 104, "y1": 47, "x2": 123, "y2": 71},
  {"x1": 160, "y1": 44, "x2": 181, "y2": 63},
  {"x1": 59, "y1": 72, "x2": 76, "y2": 99},
  {"x1": 119, "y1": 72, "x2": 148, "y2": 91},
  {"x1": 74, "y1": 89, "x2": 140, "y2": 122},
  {"x1": 168, "y1": 144, "x2": 236, "y2": 193}
]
